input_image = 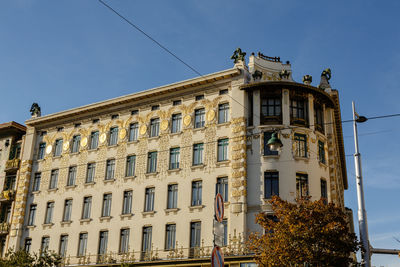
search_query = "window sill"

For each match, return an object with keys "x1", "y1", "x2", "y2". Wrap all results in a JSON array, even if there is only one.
[
  {"x1": 103, "y1": 178, "x2": 115, "y2": 183},
  {"x1": 148, "y1": 136, "x2": 160, "y2": 140},
  {"x1": 164, "y1": 208, "x2": 180, "y2": 215},
  {"x1": 99, "y1": 216, "x2": 112, "y2": 222},
  {"x1": 84, "y1": 181, "x2": 96, "y2": 186},
  {"x1": 120, "y1": 213, "x2": 134, "y2": 219},
  {"x1": 124, "y1": 175, "x2": 136, "y2": 180},
  {"x1": 108, "y1": 144, "x2": 119, "y2": 148},
  {"x1": 127, "y1": 140, "x2": 139, "y2": 144},
  {"x1": 26, "y1": 225, "x2": 36, "y2": 229},
  {"x1": 60, "y1": 220, "x2": 72, "y2": 226},
  {"x1": 70, "y1": 152, "x2": 79, "y2": 156},
  {"x1": 170, "y1": 131, "x2": 182, "y2": 136},
  {"x1": 31, "y1": 190, "x2": 41, "y2": 195},
  {"x1": 53, "y1": 155, "x2": 62, "y2": 159},
  {"x1": 217, "y1": 122, "x2": 230, "y2": 127},
  {"x1": 36, "y1": 158, "x2": 44, "y2": 163},
  {"x1": 167, "y1": 168, "x2": 181, "y2": 173},
  {"x1": 42, "y1": 223, "x2": 54, "y2": 228},
  {"x1": 87, "y1": 148, "x2": 99, "y2": 152},
  {"x1": 216, "y1": 160, "x2": 230, "y2": 167},
  {"x1": 142, "y1": 211, "x2": 156, "y2": 218},
  {"x1": 224, "y1": 202, "x2": 230, "y2": 208},
  {"x1": 145, "y1": 172, "x2": 158, "y2": 177},
  {"x1": 189, "y1": 205, "x2": 205, "y2": 211},
  {"x1": 263, "y1": 154, "x2": 280, "y2": 159},
  {"x1": 191, "y1": 164, "x2": 205, "y2": 170},
  {"x1": 294, "y1": 156, "x2": 309, "y2": 161},
  {"x1": 65, "y1": 185, "x2": 77, "y2": 190},
  {"x1": 193, "y1": 126, "x2": 206, "y2": 132},
  {"x1": 79, "y1": 218, "x2": 92, "y2": 223},
  {"x1": 318, "y1": 161, "x2": 328, "y2": 168},
  {"x1": 47, "y1": 188, "x2": 58, "y2": 193}
]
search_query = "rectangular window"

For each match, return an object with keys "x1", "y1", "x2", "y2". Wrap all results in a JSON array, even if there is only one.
[
  {"x1": 151, "y1": 105, "x2": 159, "y2": 111},
  {"x1": 294, "y1": 134, "x2": 307, "y2": 157},
  {"x1": 41, "y1": 236, "x2": 50, "y2": 252},
  {"x1": 49, "y1": 169, "x2": 58, "y2": 189},
  {"x1": 190, "y1": 221, "x2": 201, "y2": 248},
  {"x1": 54, "y1": 139, "x2": 63, "y2": 156},
  {"x1": 4, "y1": 175, "x2": 16, "y2": 191},
  {"x1": 195, "y1": 95, "x2": 204, "y2": 101},
  {"x1": 101, "y1": 193, "x2": 112, "y2": 217},
  {"x1": 142, "y1": 226, "x2": 152, "y2": 254},
  {"x1": 191, "y1": 181, "x2": 202, "y2": 206},
  {"x1": 144, "y1": 187, "x2": 155, "y2": 212},
  {"x1": 262, "y1": 97, "x2": 281, "y2": 117},
  {"x1": 167, "y1": 184, "x2": 178, "y2": 209},
  {"x1": 222, "y1": 219, "x2": 228, "y2": 246},
  {"x1": 264, "y1": 172, "x2": 279, "y2": 199},
  {"x1": 86, "y1": 163, "x2": 96, "y2": 183},
  {"x1": 290, "y1": 99, "x2": 308, "y2": 125},
  {"x1": 219, "y1": 89, "x2": 228, "y2": 95},
  {"x1": 315, "y1": 104, "x2": 324, "y2": 133},
  {"x1": 131, "y1": 110, "x2": 138, "y2": 115},
  {"x1": 194, "y1": 108, "x2": 205, "y2": 128},
  {"x1": 71, "y1": 135, "x2": 81, "y2": 153},
  {"x1": 217, "y1": 139, "x2": 229, "y2": 161},
  {"x1": 90, "y1": 131, "x2": 99, "y2": 149},
  {"x1": 24, "y1": 238, "x2": 32, "y2": 253},
  {"x1": 126, "y1": 155, "x2": 136, "y2": 177},
  {"x1": 318, "y1": 141, "x2": 326, "y2": 164},
  {"x1": 147, "y1": 152, "x2": 157, "y2": 173},
  {"x1": 82, "y1": 197, "x2": 92, "y2": 219},
  {"x1": 165, "y1": 224, "x2": 176, "y2": 250},
  {"x1": 44, "y1": 202, "x2": 54, "y2": 224},
  {"x1": 119, "y1": 229, "x2": 130, "y2": 254},
  {"x1": 111, "y1": 114, "x2": 119, "y2": 119},
  {"x1": 218, "y1": 103, "x2": 229, "y2": 124},
  {"x1": 78, "y1": 233, "x2": 88, "y2": 256},
  {"x1": 264, "y1": 132, "x2": 279, "y2": 156},
  {"x1": 67, "y1": 166, "x2": 77, "y2": 186},
  {"x1": 38, "y1": 142, "x2": 46, "y2": 160},
  {"x1": 105, "y1": 159, "x2": 115, "y2": 180},
  {"x1": 109, "y1": 127, "x2": 118, "y2": 146},
  {"x1": 59, "y1": 235, "x2": 68, "y2": 257},
  {"x1": 122, "y1": 190, "x2": 133, "y2": 214},
  {"x1": 321, "y1": 179, "x2": 328, "y2": 204},
  {"x1": 173, "y1": 100, "x2": 182, "y2": 106},
  {"x1": 128, "y1": 123, "x2": 139, "y2": 142},
  {"x1": 171, "y1": 113, "x2": 182, "y2": 133},
  {"x1": 63, "y1": 199, "x2": 73, "y2": 222},
  {"x1": 193, "y1": 143, "x2": 203, "y2": 165},
  {"x1": 33, "y1": 172, "x2": 41, "y2": 192},
  {"x1": 28, "y1": 204, "x2": 36, "y2": 226},
  {"x1": 216, "y1": 177, "x2": 228, "y2": 202},
  {"x1": 296, "y1": 173, "x2": 309, "y2": 199},
  {"x1": 150, "y1": 118, "x2": 160, "y2": 137},
  {"x1": 98, "y1": 231, "x2": 108, "y2": 256},
  {"x1": 169, "y1": 148, "x2": 180, "y2": 169}
]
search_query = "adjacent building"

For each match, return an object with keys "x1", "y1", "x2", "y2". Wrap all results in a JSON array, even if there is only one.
[{"x1": 6, "y1": 50, "x2": 348, "y2": 266}]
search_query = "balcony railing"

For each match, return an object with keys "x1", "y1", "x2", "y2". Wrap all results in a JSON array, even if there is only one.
[
  {"x1": 5, "y1": 159, "x2": 20, "y2": 171},
  {"x1": 0, "y1": 190, "x2": 15, "y2": 202},
  {"x1": 0, "y1": 223, "x2": 10, "y2": 235}
]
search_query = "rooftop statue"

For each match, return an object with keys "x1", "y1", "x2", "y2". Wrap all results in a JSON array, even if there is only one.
[
  {"x1": 321, "y1": 68, "x2": 331, "y2": 81},
  {"x1": 30, "y1": 103, "x2": 41, "y2": 117},
  {"x1": 279, "y1": 69, "x2": 290, "y2": 80},
  {"x1": 318, "y1": 68, "x2": 332, "y2": 90},
  {"x1": 231, "y1": 48, "x2": 246, "y2": 63}
]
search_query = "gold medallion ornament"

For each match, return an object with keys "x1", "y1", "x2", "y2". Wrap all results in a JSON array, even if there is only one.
[
  {"x1": 206, "y1": 109, "x2": 215, "y2": 121},
  {"x1": 63, "y1": 141, "x2": 70, "y2": 151},
  {"x1": 80, "y1": 137, "x2": 88, "y2": 147},
  {"x1": 183, "y1": 115, "x2": 191, "y2": 126},
  {"x1": 160, "y1": 120, "x2": 169, "y2": 131},
  {"x1": 139, "y1": 125, "x2": 147, "y2": 135},
  {"x1": 45, "y1": 145, "x2": 53, "y2": 155},
  {"x1": 119, "y1": 128, "x2": 127, "y2": 140},
  {"x1": 99, "y1": 133, "x2": 107, "y2": 144}
]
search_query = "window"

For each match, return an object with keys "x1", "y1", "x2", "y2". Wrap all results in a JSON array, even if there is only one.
[
  {"x1": 296, "y1": 173, "x2": 309, "y2": 199},
  {"x1": 105, "y1": 159, "x2": 115, "y2": 180},
  {"x1": 218, "y1": 103, "x2": 229, "y2": 124},
  {"x1": 128, "y1": 123, "x2": 139, "y2": 142},
  {"x1": 219, "y1": 89, "x2": 228, "y2": 95},
  {"x1": 173, "y1": 100, "x2": 181, "y2": 106},
  {"x1": 74, "y1": 123, "x2": 81, "y2": 128},
  {"x1": 98, "y1": 231, "x2": 108, "y2": 256},
  {"x1": 131, "y1": 110, "x2": 138, "y2": 115},
  {"x1": 54, "y1": 139, "x2": 63, "y2": 156},
  {"x1": 151, "y1": 105, "x2": 160, "y2": 111},
  {"x1": 195, "y1": 95, "x2": 204, "y2": 101},
  {"x1": 33, "y1": 173, "x2": 41, "y2": 192},
  {"x1": 318, "y1": 141, "x2": 326, "y2": 164},
  {"x1": 167, "y1": 184, "x2": 178, "y2": 209},
  {"x1": 194, "y1": 108, "x2": 205, "y2": 128},
  {"x1": 24, "y1": 238, "x2": 32, "y2": 252},
  {"x1": 321, "y1": 179, "x2": 328, "y2": 204},
  {"x1": 142, "y1": 226, "x2": 152, "y2": 254},
  {"x1": 169, "y1": 148, "x2": 180, "y2": 169},
  {"x1": 67, "y1": 166, "x2": 77, "y2": 186},
  {"x1": 171, "y1": 113, "x2": 182, "y2": 133},
  {"x1": 147, "y1": 152, "x2": 157, "y2": 173},
  {"x1": 222, "y1": 219, "x2": 228, "y2": 246},
  {"x1": 41, "y1": 236, "x2": 50, "y2": 252},
  {"x1": 57, "y1": 127, "x2": 64, "y2": 132},
  {"x1": 86, "y1": 163, "x2": 96, "y2": 183},
  {"x1": 109, "y1": 127, "x2": 118, "y2": 146},
  {"x1": 44, "y1": 202, "x2": 54, "y2": 224},
  {"x1": 63, "y1": 199, "x2": 73, "y2": 222},
  {"x1": 28, "y1": 204, "x2": 36, "y2": 226},
  {"x1": 38, "y1": 142, "x2": 46, "y2": 160},
  {"x1": 191, "y1": 181, "x2": 202, "y2": 206},
  {"x1": 122, "y1": 191, "x2": 132, "y2": 214},
  {"x1": 264, "y1": 172, "x2": 279, "y2": 198},
  {"x1": 49, "y1": 169, "x2": 58, "y2": 189},
  {"x1": 217, "y1": 139, "x2": 229, "y2": 161},
  {"x1": 78, "y1": 233, "x2": 88, "y2": 256},
  {"x1": 193, "y1": 143, "x2": 203, "y2": 165},
  {"x1": 315, "y1": 104, "x2": 324, "y2": 133},
  {"x1": 190, "y1": 221, "x2": 201, "y2": 248},
  {"x1": 150, "y1": 118, "x2": 160, "y2": 137},
  {"x1": 111, "y1": 114, "x2": 119, "y2": 120},
  {"x1": 126, "y1": 155, "x2": 136, "y2": 177},
  {"x1": 119, "y1": 229, "x2": 130, "y2": 253},
  {"x1": 144, "y1": 187, "x2": 155, "y2": 212},
  {"x1": 216, "y1": 177, "x2": 228, "y2": 202},
  {"x1": 82, "y1": 196, "x2": 92, "y2": 219},
  {"x1": 90, "y1": 131, "x2": 99, "y2": 149},
  {"x1": 101, "y1": 193, "x2": 112, "y2": 217},
  {"x1": 262, "y1": 97, "x2": 281, "y2": 117},
  {"x1": 165, "y1": 224, "x2": 176, "y2": 250},
  {"x1": 71, "y1": 135, "x2": 81, "y2": 153},
  {"x1": 92, "y1": 119, "x2": 99, "y2": 124},
  {"x1": 290, "y1": 98, "x2": 308, "y2": 124},
  {"x1": 264, "y1": 132, "x2": 279, "y2": 156},
  {"x1": 4, "y1": 175, "x2": 15, "y2": 191},
  {"x1": 294, "y1": 133, "x2": 307, "y2": 157},
  {"x1": 59, "y1": 235, "x2": 68, "y2": 257}
]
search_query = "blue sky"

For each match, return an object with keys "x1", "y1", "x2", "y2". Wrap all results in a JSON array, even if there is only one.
[{"x1": 1, "y1": 1, "x2": 400, "y2": 265}]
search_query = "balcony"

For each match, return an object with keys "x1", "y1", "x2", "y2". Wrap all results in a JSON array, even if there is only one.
[
  {"x1": 0, "y1": 190, "x2": 15, "y2": 202},
  {"x1": 5, "y1": 159, "x2": 20, "y2": 172},
  {"x1": 0, "y1": 223, "x2": 10, "y2": 235}
]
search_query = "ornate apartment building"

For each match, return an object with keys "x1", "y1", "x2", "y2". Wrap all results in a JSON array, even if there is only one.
[{"x1": 5, "y1": 50, "x2": 347, "y2": 266}]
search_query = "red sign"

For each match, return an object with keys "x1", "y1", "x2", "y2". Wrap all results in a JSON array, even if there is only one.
[
  {"x1": 211, "y1": 246, "x2": 224, "y2": 267},
  {"x1": 215, "y1": 193, "x2": 224, "y2": 223}
]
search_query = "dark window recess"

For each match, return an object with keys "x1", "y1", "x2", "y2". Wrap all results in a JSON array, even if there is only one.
[
  {"x1": 92, "y1": 119, "x2": 99, "y2": 124},
  {"x1": 151, "y1": 105, "x2": 160, "y2": 111},
  {"x1": 290, "y1": 98, "x2": 308, "y2": 126},
  {"x1": 111, "y1": 114, "x2": 119, "y2": 120},
  {"x1": 131, "y1": 110, "x2": 139, "y2": 115},
  {"x1": 314, "y1": 104, "x2": 324, "y2": 133},
  {"x1": 74, "y1": 123, "x2": 81, "y2": 128},
  {"x1": 219, "y1": 89, "x2": 228, "y2": 95},
  {"x1": 195, "y1": 95, "x2": 204, "y2": 101},
  {"x1": 264, "y1": 172, "x2": 279, "y2": 198},
  {"x1": 264, "y1": 132, "x2": 278, "y2": 156},
  {"x1": 57, "y1": 127, "x2": 64, "y2": 132},
  {"x1": 173, "y1": 100, "x2": 182, "y2": 106}
]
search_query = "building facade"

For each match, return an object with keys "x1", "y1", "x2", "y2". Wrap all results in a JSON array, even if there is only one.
[{"x1": 7, "y1": 50, "x2": 347, "y2": 266}]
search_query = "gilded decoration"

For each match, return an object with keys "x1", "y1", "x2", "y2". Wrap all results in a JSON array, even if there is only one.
[
  {"x1": 63, "y1": 141, "x2": 70, "y2": 152},
  {"x1": 80, "y1": 137, "x2": 88, "y2": 148},
  {"x1": 99, "y1": 133, "x2": 107, "y2": 144},
  {"x1": 160, "y1": 120, "x2": 169, "y2": 131},
  {"x1": 206, "y1": 110, "x2": 215, "y2": 122},
  {"x1": 183, "y1": 115, "x2": 191, "y2": 127},
  {"x1": 119, "y1": 128, "x2": 127, "y2": 140},
  {"x1": 45, "y1": 145, "x2": 52, "y2": 155},
  {"x1": 139, "y1": 125, "x2": 147, "y2": 136}
]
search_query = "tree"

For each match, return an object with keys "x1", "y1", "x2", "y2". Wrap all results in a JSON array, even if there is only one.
[
  {"x1": 248, "y1": 196, "x2": 359, "y2": 267},
  {"x1": 0, "y1": 249, "x2": 62, "y2": 267}
]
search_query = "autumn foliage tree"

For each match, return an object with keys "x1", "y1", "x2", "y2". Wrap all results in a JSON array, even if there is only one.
[{"x1": 248, "y1": 196, "x2": 359, "y2": 267}]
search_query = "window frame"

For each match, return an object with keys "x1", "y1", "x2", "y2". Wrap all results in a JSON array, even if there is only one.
[
  {"x1": 67, "y1": 166, "x2": 77, "y2": 186},
  {"x1": 191, "y1": 180, "x2": 202, "y2": 206},
  {"x1": 167, "y1": 184, "x2": 178, "y2": 209},
  {"x1": 49, "y1": 169, "x2": 59, "y2": 189},
  {"x1": 194, "y1": 108, "x2": 205, "y2": 128},
  {"x1": 81, "y1": 196, "x2": 92, "y2": 219},
  {"x1": 264, "y1": 172, "x2": 279, "y2": 199},
  {"x1": 105, "y1": 159, "x2": 115, "y2": 180},
  {"x1": 296, "y1": 173, "x2": 309, "y2": 199},
  {"x1": 165, "y1": 224, "x2": 176, "y2": 250},
  {"x1": 218, "y1": 103, "x2": 229, "y2": 124},
  {"x1": 128, "y1": 123, "x2": 139, "y2": 142},
  {"x1": 71, "y1": 135, "x2": 81, "y2": 153},
  {"x1": 86, "y1": 163, "x2": 96, "y2": 183},
  {"x1": 169, "y1": 147, "x2": 180, "y2": 170},
  {"x1": 144, "y1": 187, "x2": 155, "y2": 212},
  {"x1": 192, "y1": 143, "x2": 204, "y2": 166},
  {"x1": 90, "y1": 131, "x2": 99, "y2": 150},
  {"x1": 101, "y1": 193, "x2": 112, "y2": 217},
  {"x1": 126, "y1": 155, "x2": 136, "y2": 177},
  {"x1": 171, "y1": 113, "x2": 182, "y2": 133},
  {"x1": 147, "y1": 152, "x2": 157, "y2": 173},
  {"x1": 109, "y1": 127, "x2": 119, "y2": 146},
  {"x1": 294, "y1": 133, "x2": 307, "y2": 158},
  {"x1": 122, "y1": 190, "x2": 133, "y2": 214},
  {"x1": 63, "y1": 199, "x2": 73, "y2": 222},
  {"x1": 149, "y1": 118, "x2": 160, "y2": 137},
  {"x1": 216, "y1": 177, "x2": 228, "y2": 202}
]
